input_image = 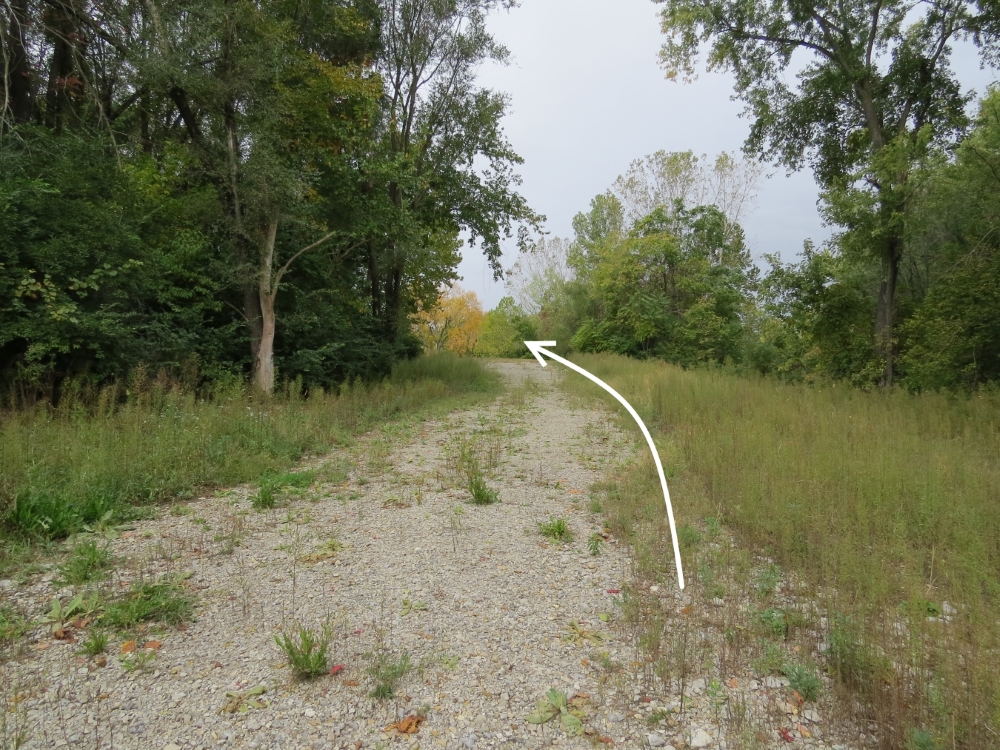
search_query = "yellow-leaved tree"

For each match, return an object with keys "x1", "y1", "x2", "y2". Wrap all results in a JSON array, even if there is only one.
[{"x1": 413, "y1": 286, "x2": 484, "y2": 355}]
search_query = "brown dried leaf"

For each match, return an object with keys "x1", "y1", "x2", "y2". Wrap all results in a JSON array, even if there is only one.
[{"x1": 120, "y1": 640, "x2": 137, "y2": 653}]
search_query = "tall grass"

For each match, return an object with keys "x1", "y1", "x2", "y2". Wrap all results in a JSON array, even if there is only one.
[
  {"x1": 0, "y1": 353, "x2": 497, "y2": 544},
  {"x1": 564, "y1": 353, "x2": 1000, "y2": 749}
]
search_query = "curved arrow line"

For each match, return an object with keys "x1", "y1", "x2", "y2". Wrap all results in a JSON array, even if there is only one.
[{"x1": 524, "y1": 341, "x2": 685, "y2": 590}]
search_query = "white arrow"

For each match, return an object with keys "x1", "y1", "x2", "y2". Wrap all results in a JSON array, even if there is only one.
[{"x1": 524, "y1": 341, "x2": 685, "y2": 589}]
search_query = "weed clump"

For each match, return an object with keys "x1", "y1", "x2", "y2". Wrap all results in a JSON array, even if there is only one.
[
  {"x1": 466, "y1": 474, "x2": 500, "y2": 505},
  {"x1": 102, "y1": 580, "x2": 193, "y2": 630},
  {"x1": 538, "y1": 517, "x2": 572, "y2": 542},
  {"x1": 367, "y1": 651, "x2": 412, "y2": 699},
  {"x1": 274, "y1": 624, "x2": 332, "y2": 679},
  {"x1": 57, "y1": 539, "x2": 112, "y2": 585},
  {"x1": 783, "y1": 663, "x2": 821, "y2": 702}
]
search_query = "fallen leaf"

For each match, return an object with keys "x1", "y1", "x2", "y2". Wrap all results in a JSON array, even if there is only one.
[
  {"x1": 606, "y1": 589, "x2": 621, "y2": 594},
  {"x1": 143, "y1": 640, "x2": 162, "y2": 651},
  {"x1": 121, "y1": 640, "x2": 137, "y2": 654},
  {"x1": 598, "y1": 736, "x2": 614, "y2": 745},
  {"x1": 94, "y1": 657, "x2": 107, "y2": 668},
  {"x1": 798, "y1": 723, "x2": 811, "y2": 739},
  {"x1": 728, "y1": 677, "x2": 740, "y2": 688},
  {"x1": 70, "y1": 618, "x2": 90, "y2": 629},
  {"x1": 352, "y1": 628, "x2": 364, "y2": 635},
  {"x1": 329, "y1": 664, "x2": 344, "y2": 676},
  {"x1": 792, "y1": 690, "x2": 804, "y2": 706},
  {"x1": 385, "y1": 714, "x2": 425, "y2": 734},
  {"x1": 779, "y1": 728, "x2": 795, "y2": 742},
  {"x1": 342, "y1": 679, "x2": 360, "y2": 687},
  {"x1": 31, "y1": 642, "x2": 50, "y2": 651},
  {"x1": 53, "y1": 628, "x2": 74, "y2": 641},
  {"x1": 680, "y1": 605, "x2": 694, "y2": 615}
]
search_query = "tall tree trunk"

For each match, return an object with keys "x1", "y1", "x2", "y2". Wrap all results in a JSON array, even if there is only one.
[
  {"x1": 252, "y1": 218, "x2": 279, "y2": 394},
  {"x1": 4, "y1": 0, "x2": 34, "y2": 125},
  {"x1": 876, "y1": 231, "x2": 901, "y2": 387}
]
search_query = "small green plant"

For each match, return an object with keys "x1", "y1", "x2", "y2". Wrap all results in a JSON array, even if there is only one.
[
  {"x1": 252, "y1": 480, "x2": 276, "y2": 510},
  {"x1": 677, "y1": 524, "x2": 701, "y2": 549},
  {"x1": 754, "y1": 564, "x2": 782, "y2": 598},
  {"x1": 563, "y1": 621, "x2": 607, "y2": 646},
  {"x1": 783, "y1": 663, "x2": 822, "y2": 702},
  {"x1": 587, "y1": 533, "x2": 603, "y2": 556},
  {"x1": 274, "y1": 624, "x2": 332, "y2": 679},
  {"x1": 440, "y1": 654, "x2": 459, "y2": 670},
  {"x1": 646, "y1": 708, "x2": 669, "y2": 724},
  {"x1": 219, "y1": 684, "x2": 270, "y2": 714},
  {"x1": 757, "y1": 607, "x2": 788, "y2": 638},
  {"x1": 40, "y1": 591, "x2": 102, "y2": 632},
  {"x1": 78, "y1": 629, "x2": 108, "y2": 656},
  {"x1": 466, "y1": 474, "x2": 500, "y2": 505},
  {"x1": 400, "y1": 598, "x2": 427, "y2": 616},
  {"x1": 538, "y1": 517, "x2": 572, "y2": 542},
  {"x1": 752, "y1": 641, "x2": 785, "y2": 675},
  {"x1": 907, "y1": 728, "x2": 939, "y2": 750},
  {"x1": 587, "y1": 497, "x2": 603, "y2": 514},
  {"x1": 525, "y1": 688, "x2": 584, "y2": 736},
  {"x1": 56, "y1": 539, "x2": 112, "y2": 586},
  {"x1": 120, "y1": 648, "x2": 156, "y2": 673},
  {"x1": 0, "y1": 605, "x2": 28, "y2": 644},
  {"x1": 367, "y1": 651, "x2": 413, "y2": 699},
  {"x1": 169, "y1": 504, "x2": 192, "y2": 517},
  {"x1": 102, "y1": 580, "x2": 193, "y2": 630},
  {"x1": 704, "y1": 516, "x2": 721, "y2": 537}
]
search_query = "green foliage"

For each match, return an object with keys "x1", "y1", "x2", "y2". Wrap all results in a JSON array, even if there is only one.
[
  {"x1": 473, "y1": 297, "x2": 536, "y2": 357},
  {"x1": 783, "y1": 663, "x2": 822, "y2": 702},
  {"x1": 0, "y1": 605, "x2": 28, "y2": 644},
  {"x1": 366, "y1": 651, "x2": 412, "y2": 699},
  {"x1": 101, "y1": 581, "x2": 193, "y2": 631},
  {"x1": 587, "y1": 533, "x2": 603, "y2": 556},
  {"x1": 56, "y1": 539, "x2": 112, "y2": 586},
  {"x1": 274, "y1": 625, "x2": 332, "y2": 680},
  {"x1": 538, "y1": 518, "x2": 572, "y2": 542},
  {"x1": 79, "y1": 630, "x2": 108, "y2": 656},
  {"x1": 0, "y1": 354, "x2": 497, "y2": 541},
  {"x1": 525, "y1": 688, "x2": 584, "y2": 736},
  {"x1": 466, "y1": 474, "x2": 500, "y2": 505}
]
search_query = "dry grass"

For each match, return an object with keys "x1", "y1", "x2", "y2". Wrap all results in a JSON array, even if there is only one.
[{"x1": 562, "y1": 352, "x2": 1000, "y2": 750}]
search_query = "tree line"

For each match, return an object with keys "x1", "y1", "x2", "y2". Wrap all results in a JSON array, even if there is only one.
[
  {"x1": 1, "y1": 0, "x2": 538, "y2": 401},
  {"x1": 491, "y1": 0, "x2": 1000, "y2": 391}
]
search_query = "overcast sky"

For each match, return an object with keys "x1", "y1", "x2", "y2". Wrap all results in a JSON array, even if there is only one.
[{"x1": 455, "y1": 0, "x2": 1000, "y2": 310}]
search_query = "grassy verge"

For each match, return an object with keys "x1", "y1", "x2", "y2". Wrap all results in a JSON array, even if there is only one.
[
  {"x1": 562, "y1": 352, "x2": 1000, "y2": 750},
  {"x1": 0, "y1": 353, "x2": 498, "y2": 569}
]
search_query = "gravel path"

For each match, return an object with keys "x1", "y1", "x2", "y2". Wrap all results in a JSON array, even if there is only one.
[{"x1": 1, "y1": 361, "x2": 864, "y2": 750}]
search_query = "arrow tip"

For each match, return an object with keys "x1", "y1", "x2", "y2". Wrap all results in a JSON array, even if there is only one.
[{"x1": 524, "y1": 341, "x2": 557, "y2": 367}]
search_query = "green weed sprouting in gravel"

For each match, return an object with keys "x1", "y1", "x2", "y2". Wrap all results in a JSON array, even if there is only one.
[
  {"x1": 783, "y1": 663, "x2": 822, "y2": 702},
  {"x1": 102, "y1": 580, "x2": 193, "y2": 630},
  {"x1": 757, "y1": 607, "x2": 788, "y2": 638},
  {"x1": 57, "y1": 538, "x2": 112, "y2": 585},
  {"x1": 0, "y1": 605, "x2": 27, "y2": 644},
  {"x1": 274, "y1": 624, "x2": 332, "y2": 679},
  {"x1": 587, "y1": 497, "x2": 603, "y2": 514},
  {"x1": 755, "y1": 564, "x2": 782, "y2": 598},
  {"x1": 538, "y1": 517, "x2": 572, "y2": 542},
  {"x1": 79, "y1": 630, "x2": 108, "y2": 656},
  {"x1": 367, "y1": 651, "x2": 413, "y2": 699},
  {"x1": 466, "y1": 473, "x2": 500, "y2": 505},
  {"x1": 587, "y1": 533, "x2": 602, "y2": 555}
]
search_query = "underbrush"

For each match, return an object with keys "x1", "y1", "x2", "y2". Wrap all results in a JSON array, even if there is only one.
[
  {"x1": 564, "y1": 352, "x2": 1000, "y2": 749},
  {"x1": 0, "y1": 353, "x2": 498, "y2": 558}
]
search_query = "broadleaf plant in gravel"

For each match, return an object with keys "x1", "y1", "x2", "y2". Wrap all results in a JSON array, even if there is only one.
[{"x1": 525, "y1": 688, "x2": 585, "y2": 736}]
